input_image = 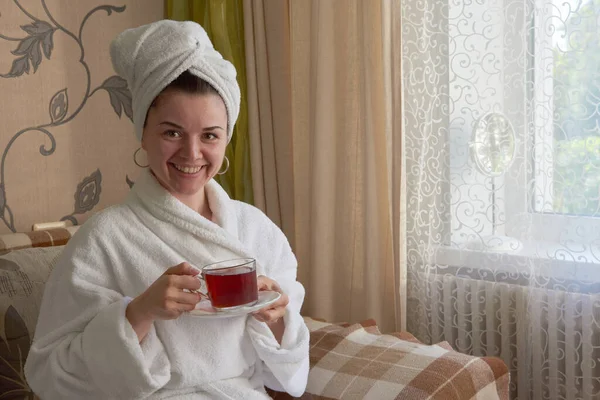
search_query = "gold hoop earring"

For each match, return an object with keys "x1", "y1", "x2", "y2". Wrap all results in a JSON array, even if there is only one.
[
  {"x1": 218, "y1": 156, "x2": 230, "y2": 175},
  {"x1": 134, "y1": 147, "x2": 149, "y2": 168}
]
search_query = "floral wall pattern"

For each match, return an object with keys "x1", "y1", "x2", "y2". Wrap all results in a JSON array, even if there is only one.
[{"x1": 0, "y1": 0, "x2": 162, "y2": 233}]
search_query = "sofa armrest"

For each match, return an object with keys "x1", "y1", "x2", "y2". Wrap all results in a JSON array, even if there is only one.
[{"x1": 267, "y1": 317, "x2": 509, "y2": 400}]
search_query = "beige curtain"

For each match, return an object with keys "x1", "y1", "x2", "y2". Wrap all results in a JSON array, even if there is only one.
[
  {"x1": 242, "y1": 0, "x2": 295, "y2": 245},
  {"x1": 387, "y1": 0, "x2": 406, "y2": 332},
  {"x1": 245, "y1": 0, "x2": 404, "y2": 333}
]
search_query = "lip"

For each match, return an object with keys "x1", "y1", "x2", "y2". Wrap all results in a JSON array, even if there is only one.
[{"x1": 169, "y1": 162, "x2": 206, "y2": 176}]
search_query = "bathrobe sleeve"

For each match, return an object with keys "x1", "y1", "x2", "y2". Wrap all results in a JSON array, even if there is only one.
[
  {"x1": 240, "y1": 207, "x2": 310, "y2": 397},
  {"x1": 24, "y1": 215, "x2": 171, "y2": 400}
]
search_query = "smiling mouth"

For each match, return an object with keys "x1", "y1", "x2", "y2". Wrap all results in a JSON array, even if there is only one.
[{"x1": 170, "y1": 163, "x2": 205, "y2": 174}]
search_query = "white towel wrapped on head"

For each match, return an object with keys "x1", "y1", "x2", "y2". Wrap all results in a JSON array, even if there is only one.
[{"x1": 110, "y1": 20, "x2": 241, "y2": 142}]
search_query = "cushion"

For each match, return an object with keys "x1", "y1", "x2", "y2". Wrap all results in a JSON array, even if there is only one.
[
  {"x1": 0, "y1": 227, "x2": 78, "y2": 253},
  {"x1": 269, "y1": 318, "x2": 509, "y2": 400},
  {"x1": 0, "y1": 246, "x2": 63, "y2": 399}
]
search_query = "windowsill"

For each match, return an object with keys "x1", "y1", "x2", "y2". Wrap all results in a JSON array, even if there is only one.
[{"x1": 425, "y1": 237, "x2": 600, "y2": 287}]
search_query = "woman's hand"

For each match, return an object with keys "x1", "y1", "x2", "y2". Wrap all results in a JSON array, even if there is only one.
[
  {"x1": 253, "y1": 276, "x2": 289, "y2": 343},
  {"x1": 126, "y1": 262, "x2": 201, "y2": 341}
]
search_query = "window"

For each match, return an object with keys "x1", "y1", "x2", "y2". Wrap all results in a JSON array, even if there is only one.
[
  {"x1": 518, "y1": 0, "x2": 600, "y2": 253},
  {"x1": 402, "y1": 0, "x2": 600, "y2": 259},
  {"x1": 442, "y1": 0, "x2": 600, "y2": 249},
  {"x1": 533, "y1": 0, "x2": 600, "y2": 218}
]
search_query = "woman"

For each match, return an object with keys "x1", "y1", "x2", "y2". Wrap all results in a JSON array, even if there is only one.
[{"x1": 24, "y1": 20, "x2": 309, "y2": 399}]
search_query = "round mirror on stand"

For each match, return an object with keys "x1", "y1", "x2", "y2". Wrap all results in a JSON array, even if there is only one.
[{"x1": 468, "y1": 112, "x2": 522, "y2": 252}]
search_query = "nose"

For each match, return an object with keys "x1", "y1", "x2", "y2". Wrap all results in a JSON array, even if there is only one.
[{"x1": 180, "y1": 135, "x2": 203, "y2": 160}]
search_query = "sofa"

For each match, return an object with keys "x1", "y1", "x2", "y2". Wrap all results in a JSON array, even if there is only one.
[{"x1": 0, "y1": 227, "x2": 509, "y2": 399}]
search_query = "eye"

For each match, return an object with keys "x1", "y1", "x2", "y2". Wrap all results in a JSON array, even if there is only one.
[
  {"x1": 164, "y1": 130, "x2": 182, "y2": 139},
  {"x1": 203, "y1": 132, "x2": 219, "y2": 140}
]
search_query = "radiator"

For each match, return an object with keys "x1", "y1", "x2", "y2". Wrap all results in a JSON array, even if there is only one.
[{"x1": 415, "y1": 274, "x2": 600, "y2": 400}]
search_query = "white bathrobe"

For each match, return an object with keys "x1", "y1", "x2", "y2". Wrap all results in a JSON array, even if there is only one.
[{"x1": 24, "y1": 171, "x2": 310, "y2": 399}]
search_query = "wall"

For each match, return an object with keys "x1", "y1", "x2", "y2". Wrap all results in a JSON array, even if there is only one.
[{"x1": 0, "y1": 0, "x2": 163, "y2": 233}]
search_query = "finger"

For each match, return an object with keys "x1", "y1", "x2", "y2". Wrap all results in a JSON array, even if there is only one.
[
  {"x1": 266, "y1": 293, "x2": 289, "y2": 310},
  {"x1": 166, "y1": 274, "x2": 202, "y2": 291},
  {"x1": 257, "y1": 276, "x2": 282, "y2": 293},
  {"x1": 254, "y1": 295, "x2": 288, "y2": 318},
  {"x1": 269, "y1": 281, "x2": 282, "y2": 293},
  {"x1": 255, "y1": 308, "x2": 284, "y2": 323},
  {"x1": 162, "y1": 311, "x2": 183, "y2": 320},
  {"x1": 254, "y1": 294, "x2": 289, "y2": 316},
  {"x1": 163, "y1": 299, "x2": 196, "y2": 314},
  {"x1": 178, "y1": 302, "x2": 198, "y2": 312},
  {"x1": 164, "y1": 262, "x2": 200, "y2": 276},
  {"x1": 257, "y1": 275, "x2": 270, "y2": 291},
  {"x1": 253, "y1": 313, "x2": 266, "y2": 322},
  {"x1": 167, "y1": 289, "x2": 201, "y2": 305},
  {"x1": 162, "y1": 299, "x2": 186, "y2": 313},
  {"x1": 259, "y1": 302, "x2": 287, "y2": 314}
]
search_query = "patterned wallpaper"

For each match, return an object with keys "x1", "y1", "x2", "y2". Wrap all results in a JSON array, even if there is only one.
[{"x1": 0, "y1": 0, "x2": 163, "y2": 233}]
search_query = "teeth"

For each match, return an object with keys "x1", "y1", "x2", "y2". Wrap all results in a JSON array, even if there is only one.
[{"x1": 173, "y1": 164, "x2": 202, "y2": 174}]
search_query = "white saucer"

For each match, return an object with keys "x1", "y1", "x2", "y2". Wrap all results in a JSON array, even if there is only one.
[{"x1": 189, "y1": 291, "x2": 281, "y2": 318}]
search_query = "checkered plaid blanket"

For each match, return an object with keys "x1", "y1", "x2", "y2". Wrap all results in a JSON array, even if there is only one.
[{"x1": 269, "y1": 318, "x2": 509, "y2": 400}]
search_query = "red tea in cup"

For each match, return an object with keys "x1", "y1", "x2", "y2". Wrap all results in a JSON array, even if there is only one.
[{"x1": 201, "y1": 258, "x2": 258, "y2": 310}]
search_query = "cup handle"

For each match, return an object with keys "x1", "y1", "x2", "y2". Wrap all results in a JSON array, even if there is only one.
[{"x1": 191, "y1": 274, "x2": 209, "y2": 300}]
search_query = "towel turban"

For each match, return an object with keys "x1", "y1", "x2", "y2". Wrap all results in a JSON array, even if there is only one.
[{"x1": 110, "y1": 20, "x2": 240, "y2": 142}]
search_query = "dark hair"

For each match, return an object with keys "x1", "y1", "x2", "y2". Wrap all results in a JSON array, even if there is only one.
[
  {"x1": 144, "y1": 70, "x2": 220, "y2": 125},
  {"x1": 163, "y1": 70, "x2": 219, "y2": 96}
]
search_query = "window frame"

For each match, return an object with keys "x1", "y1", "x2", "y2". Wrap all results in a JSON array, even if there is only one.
[{"x1": 503, "y1": 0, "x2": 600, "y2": 247}]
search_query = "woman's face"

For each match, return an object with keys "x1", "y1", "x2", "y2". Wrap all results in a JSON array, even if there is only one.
[{"x1": 142, "y1": 89, "x2": 228, "y2": 204}]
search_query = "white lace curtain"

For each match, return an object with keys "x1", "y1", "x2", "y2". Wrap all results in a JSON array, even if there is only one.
[{"x1": 402, "y1": 0, "x2": 600, "y2": 398}]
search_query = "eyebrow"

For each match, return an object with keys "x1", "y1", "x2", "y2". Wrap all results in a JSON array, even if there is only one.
[
  {"x1": 159, "y1": 121, "x2": 185, "y2": 130},
  {"x1": 158, "y1": 121, "x2": 225, "y2": 131}
]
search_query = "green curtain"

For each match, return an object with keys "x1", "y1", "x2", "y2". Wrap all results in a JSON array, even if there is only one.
[{"x1": 166, "y1": 0, "x2": 253, "y2": 205}]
